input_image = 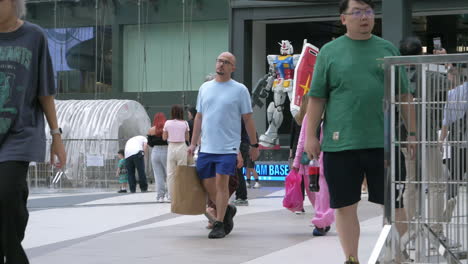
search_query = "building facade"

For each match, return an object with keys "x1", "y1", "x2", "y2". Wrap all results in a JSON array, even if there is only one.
[
  {"x1": 231, "y1": 0, "x2": 468, "y2": 134},
  {"x1": 25, "y1": 0, "x2": 468, "y2": 143},
  {"x1": 26, "y1": 0, "x2": 229, "y2": 116}
]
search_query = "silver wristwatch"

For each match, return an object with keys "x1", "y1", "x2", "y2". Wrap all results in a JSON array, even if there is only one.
[{"x1": 50, "y1": 127, "x2": 62, "y2": 136}]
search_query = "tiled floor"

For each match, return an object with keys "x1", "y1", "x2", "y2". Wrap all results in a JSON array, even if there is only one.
[{"x1": 25, "y1": 187, "x2": 383, "y2": 264}]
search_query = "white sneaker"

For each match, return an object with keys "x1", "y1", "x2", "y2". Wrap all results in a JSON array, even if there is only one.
[
  {"x1": 439, "y1": 234, "x2": 461, "y2": 249},
  {"x1": 156, "y1": 197, "x2": 163, "y2": 203},
  {"x1": 164, "y1": 196, "x2": 171, "y2": 203},
  {"x1": 246, "y1": 182, "x2": 251, "y2": 188},
  {"x1": 253, "y1": 182, "x2": 261, "y2": 189}
]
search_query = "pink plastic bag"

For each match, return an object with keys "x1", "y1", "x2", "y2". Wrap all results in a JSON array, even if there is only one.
[{"x1": 282, "y1": 169, "x2": 303, "y2": 212}]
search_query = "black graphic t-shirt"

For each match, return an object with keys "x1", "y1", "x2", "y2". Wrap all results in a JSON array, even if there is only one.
[{"x1": 0, "y1": 21, "x2": 56, "y2": 162}]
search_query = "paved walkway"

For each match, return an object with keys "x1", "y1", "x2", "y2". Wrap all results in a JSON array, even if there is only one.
[{"x1": 25, "y1": 187, "x2": 383, "y2": 264}]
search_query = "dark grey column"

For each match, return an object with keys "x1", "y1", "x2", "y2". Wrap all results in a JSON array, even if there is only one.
[
  {"x1": 111, "y1": 21, "x2": 123, "y2": 95},
  {"x1": 230, "y1": 9, "x2": 252, "y2": 88},
  {"x1": 382, "y1": 0, "x2": 412, "y2": 47}
]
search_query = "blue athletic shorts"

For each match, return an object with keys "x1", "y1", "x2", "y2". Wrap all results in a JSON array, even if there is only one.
[{"x1": 196, "y1": 152, "x2": 237, "y2": 179}]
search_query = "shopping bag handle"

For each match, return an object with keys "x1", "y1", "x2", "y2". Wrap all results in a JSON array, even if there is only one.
[{"x1": 186, "y1": 153, "x2": 195, "y2": 166}]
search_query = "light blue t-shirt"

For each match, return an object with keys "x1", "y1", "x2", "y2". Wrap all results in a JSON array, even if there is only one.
[
  {"x1": 196, "y1": 79, "x2": 253, "y2": 154},
  {"x1": 443, "y1": 82, "x2": 468, "y2": 126}
]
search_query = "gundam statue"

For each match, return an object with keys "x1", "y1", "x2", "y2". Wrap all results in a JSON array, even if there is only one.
[{"x1": 252, "y1": 40, "x2": 319, "y2": 149}]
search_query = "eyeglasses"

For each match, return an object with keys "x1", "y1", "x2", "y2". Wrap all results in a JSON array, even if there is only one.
[
  {"x1": 342, "y1": 9, "x2": 375, "y2": 18},
  {"x1": 216, "y1": 59, "x2": 232, "y2": 66}
]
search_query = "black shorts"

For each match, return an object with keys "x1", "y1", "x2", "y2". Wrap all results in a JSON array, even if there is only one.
[
  {"x1": 323, "y1": 148, "x2": 406, "y2": 209},
  {"x1": 393, "y1": 147, "x2": 407, "y2": 208}
]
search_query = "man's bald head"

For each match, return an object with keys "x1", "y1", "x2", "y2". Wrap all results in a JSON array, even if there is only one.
[
  {"x1": 218, "y1": 52, "x2": 236, "y2": 66},
  {"x1": 215, "y1": 51, "x2": 236, "y2": 82}
]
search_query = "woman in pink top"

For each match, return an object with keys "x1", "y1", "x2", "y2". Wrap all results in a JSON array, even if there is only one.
[
  {"x1": 163, "y1": 105, "x2": 190, "y2": 201},
  {"x1": 293, "y1": 97, "x2": 335, "y2": 236}
]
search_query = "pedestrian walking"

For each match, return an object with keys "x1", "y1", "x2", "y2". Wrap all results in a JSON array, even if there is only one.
[
  {"x1": 163, "y1": 105, "x2": 190, "y2": 202},
  {"x1": 233, "y1": 120, "x2": 253, "y2": 206},
  {"x1": 293, "y1": 96, "x2": 335, "y2": 235},
  {"x1": 293, "y1": 113, "x2": 335, "y2": 236},
  {"x1": 116, "y1": 149, "x2": 128, "y2": 193},
  {"x1": 148, "y1": 112, "x2": 168, "y2": 202},
  {"x1": 290, "y1": 95, "x2": 308, "y2": 214},
  {"x1": 439, "y1": 64, "x2": 468, "y2": 220},
  {"x1": 304, "y1": 0, "x2": 415, "y2": 262},
  {"x1": 186, "y1": 106, "x2": 197, "y2": 145},
  {"x1": 125, "y1": 135, "x2": 148, "y2": 193},
  {"x1": 188, "y1": 52, "x2": 259, "y2": 239},
  {"x1": 0, "y1": 1, "x2": 66, "y2": 262}
]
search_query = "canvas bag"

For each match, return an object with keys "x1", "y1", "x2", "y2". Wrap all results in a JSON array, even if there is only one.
[{"x1": 171, "y1": 156, "x2": 206, "y2": 215}]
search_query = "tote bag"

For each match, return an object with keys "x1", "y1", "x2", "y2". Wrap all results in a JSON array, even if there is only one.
[{"x1": 171, "y1": 157, "x2": 206, "y2": 215}]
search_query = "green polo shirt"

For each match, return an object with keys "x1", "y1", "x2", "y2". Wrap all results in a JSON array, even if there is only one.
[{"x1": 309, "y1": 35, "x2": 408, "y2": 152}]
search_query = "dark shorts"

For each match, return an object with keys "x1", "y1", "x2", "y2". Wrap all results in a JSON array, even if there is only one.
[
  {"x1": 240, "y1": 142, "x2": 255, "y2": 169},
  {"x1": 196, "y1": 152, "x2": 237, "y2": 179},
  {"x1": 324, "y1": 148, "x2": 406, "y2": 209},
  {"x1": 393, "y1": 148, "x2": 407, "y2": 208}
]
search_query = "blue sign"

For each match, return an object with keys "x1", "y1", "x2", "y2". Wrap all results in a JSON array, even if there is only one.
[{"x1": 242, "y1": 164, "x2": 290, "y2": 181}]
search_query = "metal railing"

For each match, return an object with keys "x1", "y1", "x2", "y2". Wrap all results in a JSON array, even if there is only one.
[
  {"x1": 27, "y1": 139, "x2": 153, "y2": 190},
  {"x1": 372, "y1": 53, "x2": 468, "y2": 263}
]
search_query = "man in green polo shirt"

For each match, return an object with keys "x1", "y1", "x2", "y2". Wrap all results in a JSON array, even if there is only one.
[{"x1": 304, "y1": 0, "x2": 415, "y2": 263}]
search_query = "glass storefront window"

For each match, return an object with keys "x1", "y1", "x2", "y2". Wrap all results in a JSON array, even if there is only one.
[
  {"x1": 413, "y1": 14, "x2": 468, "y2": 54},
  {"x1": 123, "y1": 20, "x2": 228, "y2": 93},
  {"x1": 26, "y1": 1, "x2": 113, "y2": 95},
  {"x1": 45, "y1": 26, "x2": 112, "y2": 94},
  {"x1": 25, "y1": 0, "x2": 229, "y2": 95}
]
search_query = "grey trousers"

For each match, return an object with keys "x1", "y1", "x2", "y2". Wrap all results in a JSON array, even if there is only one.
[{"x1": 151, "y1": 146, "x2": 168, "y2": 199}]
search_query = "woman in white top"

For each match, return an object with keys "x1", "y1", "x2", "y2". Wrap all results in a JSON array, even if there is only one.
[{"x1": 163, "y1": 104, "x2": 190, "y2": 201}]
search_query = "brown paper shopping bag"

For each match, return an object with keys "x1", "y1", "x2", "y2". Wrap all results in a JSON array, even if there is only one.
[{"x1": 171, "y1": 158, "x2": 206, "y2": 215}]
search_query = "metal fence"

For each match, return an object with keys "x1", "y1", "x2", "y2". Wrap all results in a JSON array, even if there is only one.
[
  {"x1": 371, "y1": 53, "x2": 468, "y2": 263},
  {"x1": 27, "y1": 139, "x2": 153, "y2": 190}
]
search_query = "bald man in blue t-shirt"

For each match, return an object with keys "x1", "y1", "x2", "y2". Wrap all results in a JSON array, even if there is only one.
[{"x1": 188, "y1": 52, "x2": 259, "y2": 239}]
